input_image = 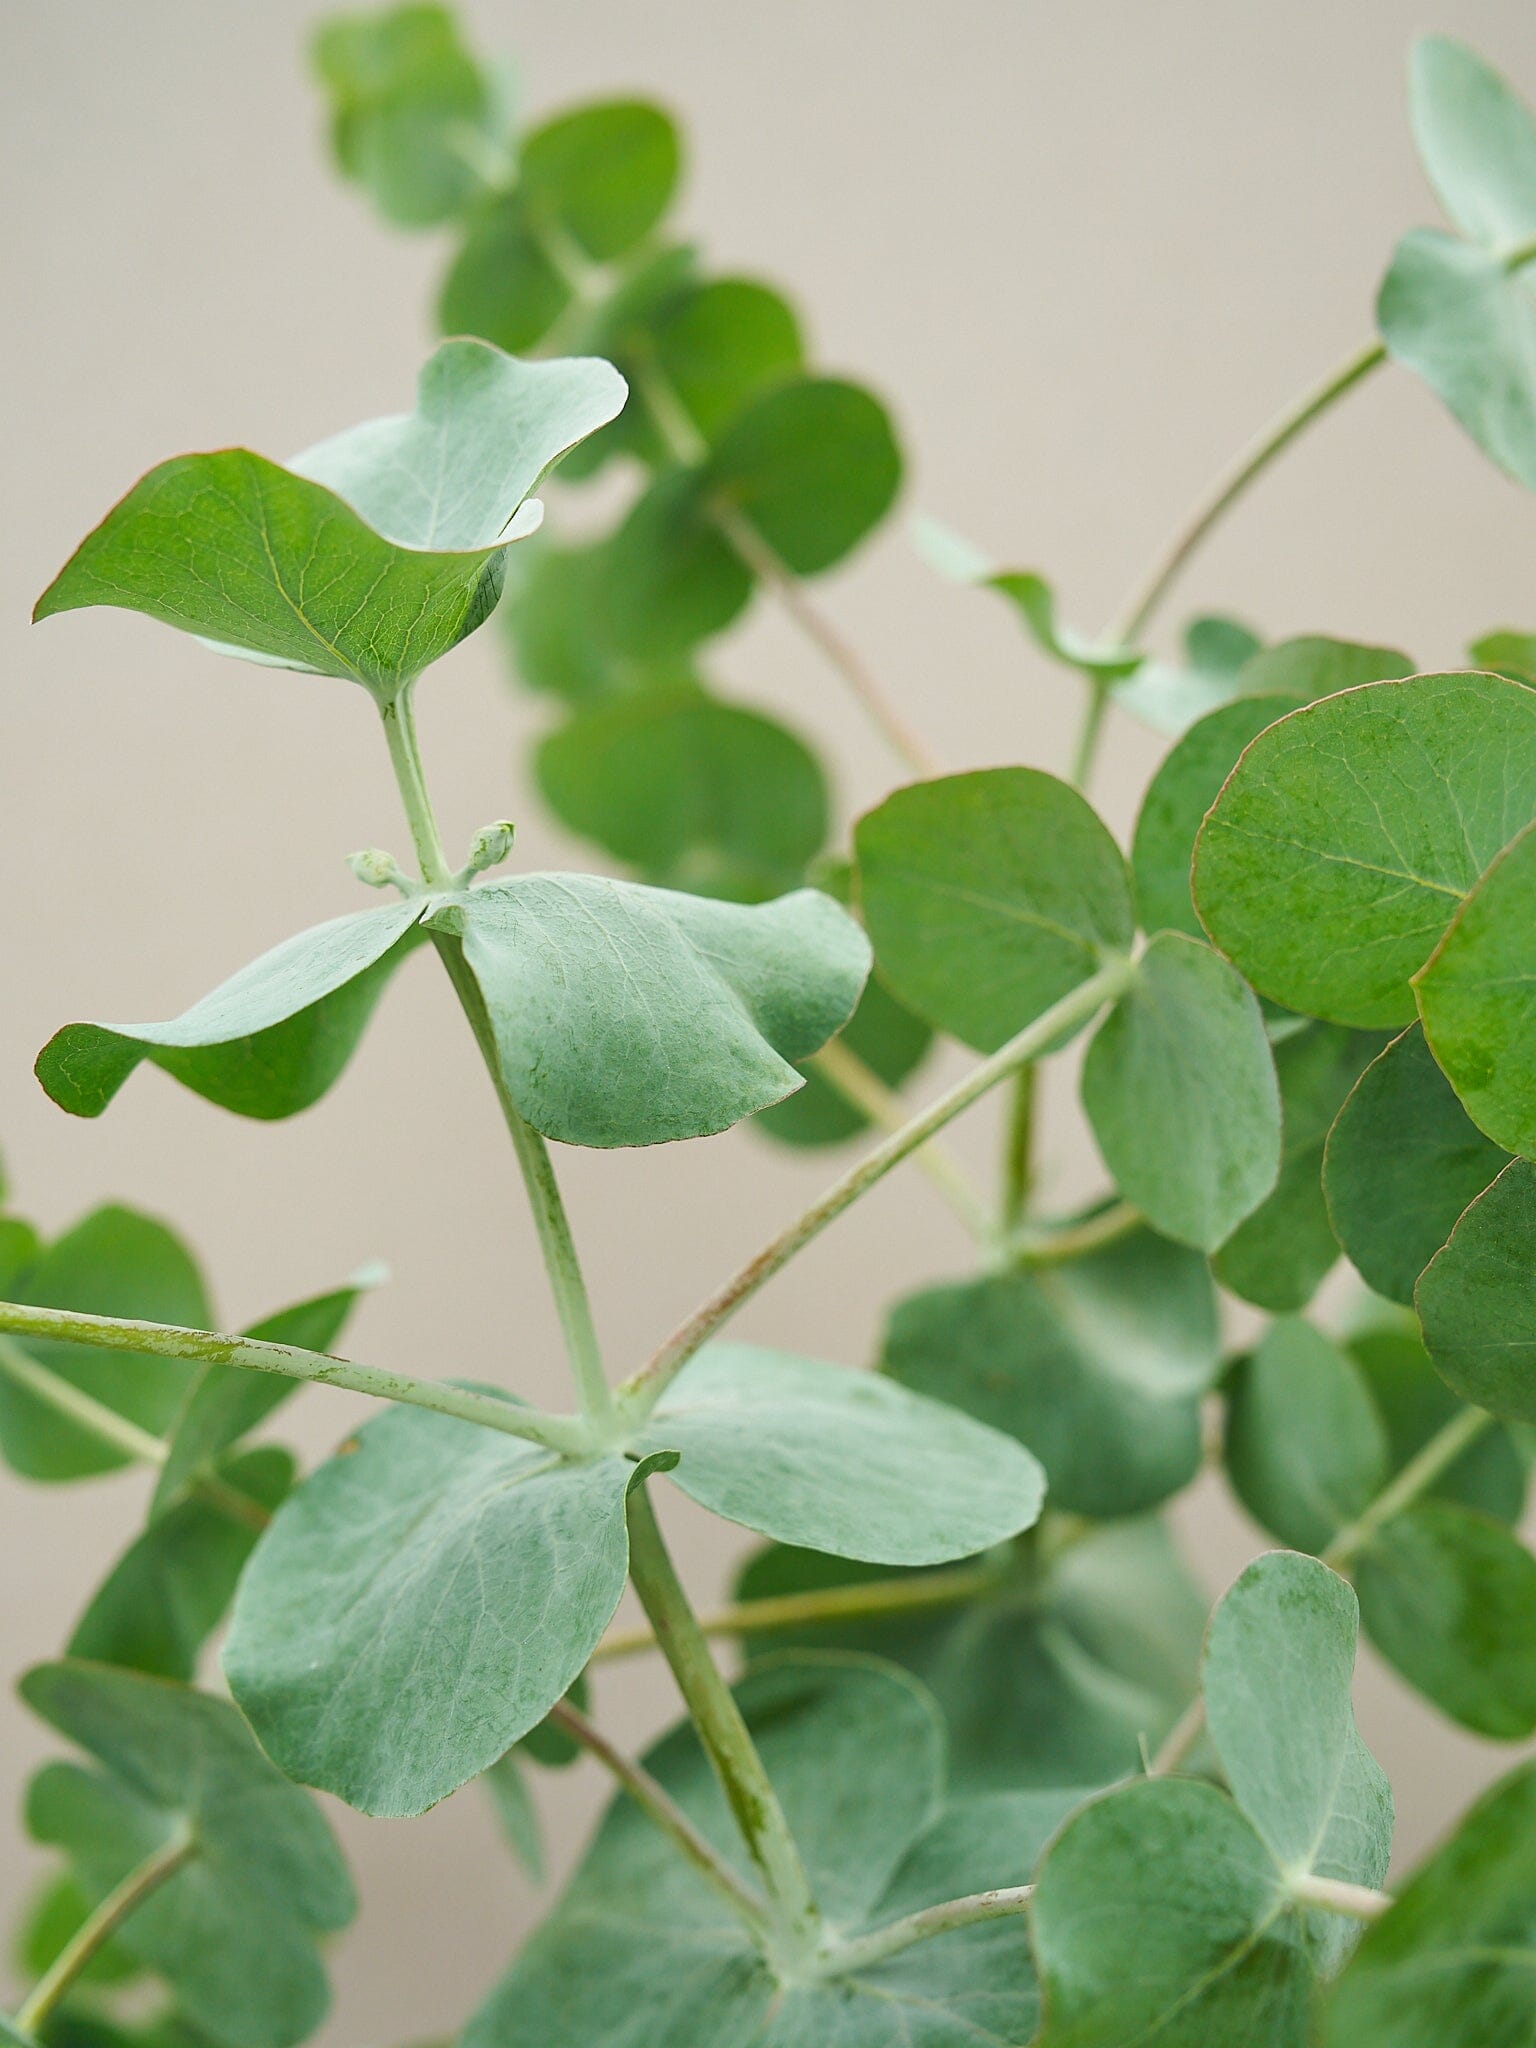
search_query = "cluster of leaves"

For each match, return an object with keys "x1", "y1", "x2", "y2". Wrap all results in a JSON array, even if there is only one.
[{"x1": 11, "y1": 14, "x2": 1536, "y2": 2048}]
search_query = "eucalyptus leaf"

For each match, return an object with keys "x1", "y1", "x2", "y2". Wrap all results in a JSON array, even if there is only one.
[
  {"x1": 1111, "y1": 613, "x2": 1264, "y2": 735},
  {"x1": 35, "y1": 341, "x2": 624, "y2": 698},
  {"x1": 708, "y1": 376, "x2": 901, "y2": 576},
  {"x1": 1348, "y1": 1314, "x2": 1527, "y2": 1523},
  {"x1": 755, "y1": 973, "x2": 933, "y2": 1147},
  {"x1": 1472, "y1": 624, "x2": 1536, "y2": 682},
  {"x1": 644, "y1": 276, "x2": 803, "y2": 443},
  {"x1": 1409, "y1": 36, "x2": 1536, "y2": 252},
  {"x1": 638, "y1": 1343, "x2": 1045, "y2": 1564},
  {"x1": 1353, "y1": 1501, "x2": 1536, "y2": 1738},
  {"x1": 1194, "y1": 671, "x2": 1536, "y2": 1025},
  {"x1": 482, "y1": 1750, "x2": 543, "y2": 1882},
  {"x1": 855, "y1": 767, "x2": 1133, "y2": 1052},
  {"x1": 1081, "y1": 932, "x2": 1281, "y2": 1251},
  {"x1": 518, "y1": 100, "x2": 679, "y2": 262},
  {"x1": 1237, "y1": 636, "x2": 1414, "y2": 700},
  {"x1": 1416, "y1": 817, "x2": 1536, "y2": 1156},
  {"x1": 22, "y1": 1662, "x2": 353, "y2": 2048},
  {"x1": 1417, "y1": 1158, "x2": 1536, "y2": 1421},
  {"x1": 880, "y1": 1230, "x2": 1216, "y2": 1518},
  {"x1": 1224, "y1": 1320, "x2": 1389, "y2": 1556},
  {"x1": 1323, "y1": 1760, "x2": 1536, "y2": 2046},
  {"x1": 1324, "y1": 1024, "x2": 1509, "y2": 1302},
  {"x1": 17, "y1": 1870, "x2": 143, "y2": 1991},
  {"x1": 224, "y1": 1400, "x2": 647, "y2": 1816},
  {"x1": 464, "y1": 1657, "x2": 1041, "y2": 2048},
  {"x1": 534, "y1": 686, "x2": 828, "y2": 901},
  {"x1": 0, "y1": 1207, "x2": 210, "y2": 1481}
]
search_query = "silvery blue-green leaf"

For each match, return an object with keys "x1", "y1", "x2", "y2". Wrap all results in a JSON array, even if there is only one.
[
  {"x1": 1348, "y1": 1312, "x2": 1526, "y2": 1523},
  {"x1": 1379, "y1": 231, "x2": 1536, "y2": 491},
  {"x1": 737, "y1": 1519, "x2": 1206, "y2": 1793},
  {"x1": 1354, "y1": 1501, "x2": 1536, "y2": 1739},
  {"x1": 534, "y1": 685, "x2": 828, "y2": 902},
  {"x1": 69, "y1": 1448, "x2": 293, "y2": 1681},
  {"x1": 1030, "y1": 1777, "x2": 1316, "y2": 2046},
  {"x1": 1082, "y1": 932, "x2": 1281, "y2": 1251},
  {"x1": 637, "y1": 1343, "x2": 1045, "y2": 1564},
  {"x1": 224, "y1": 1401, "x2": 651, "y2": 1816},
  {"x1": 1202, "y1": 1551, "x2": 1392, "y2": 1958},
  {"x1": 35, "y1": 342, "x2": 625, "y2": 699},
  {"x1": 1323, "y1": 1760, "x2": 1536, "y2": 2046},
  {"x1": 1194, "y1": 672, "x2": 1536, "y2": 1026},
  {"x1": 1111, "y1": 613, "x2": 1264, "y2": 735},
  {"x1": 1324, "y1": 1024, "x2": 1510, "y2": 1303},
  {"x1": 0, "y1": 1207, "x2": 210, "y2": 1481},
  {"x1": 465, "y1": 1656, "x2": 1041, "y2": 2048},
  {"x1": 35, "y1": 899, "x2": 428, "y2": 1122},
  {"x1": 1417, "y1": 1158, "x2": 1536, "y2": 1421},
  {"x1": 1409, "y1": 37, "x2": 1536, "y2": 253},
  {"x1": 755, "y1": 973, "x2": 933, "y2": 1148},
  {"x1": 150, "y1": 1273, "x2": 378, "y2": 1518},
  {"x1": 1214, "y1": 1023, "x2": 1385, "y2": 1311},
  {"x1": 312, "y1": 3, "x2": 507, "y2": 228},
  {"x1": 880, "y1": 1230, "x2": 1216, "y2": 1518},
  {"x1": 1224, "y1": 1320, "x2": 1390, "y2": 1556},
  {"x1": 1416, "y1": 818, "x2": 1536, "y2": 1157},
  {"x1": 22, "y1": 1662, "x2": 353, "y2": 2048},
  {"x1": 447, "y1": 874, "x2": 868, "y2": 1146},
  {"x1": 855, "y1": 767, "x2": 1134, "y2": 1053}
]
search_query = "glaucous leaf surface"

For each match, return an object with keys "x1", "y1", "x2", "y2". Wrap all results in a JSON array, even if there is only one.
[
  {"x1": 1416, "y1": 818, "x2": 1536, "y2": 1156},
  {"x1": 855, "y1": 768, "x2": 1133, "y2": 1053},
  {"x1": 224, "y1": 1400, "x2": 647, "y2": 1816},
  {"x1": 312, "y1": 2, "x2": 504, "y2": 228},
  {"x1": 534, "y1": 686, "x2": 828, "y2": 902},
  {"x1": 1111, "y1": 613, "x2": 1264, "y2": 735},
  {"x1": 755, "y1": 974, "x2": 933, "y2": 1148},
  {"x1": 465, "y1": 1657, "x2": 1041, "y2": 2048},
  {"x1": 1323, "y1": 1760, "x2": 1536, "y2": 2046},
  {"x1": 880, "y1": 1228, "x2": 1217, "y2": 1518},
  {"x1": 1409, "y1": 35, "x2": 1536, "y2": 252},
  {"x1": 1324, "y1": 1024, "x2": 1510, "y2": 1302},
  {"x1": 0, "y1": 1207, "x2": 210, "y2": 1480},
  {"x1": 1081, "y1": 932, "x2": 1281, "y2": 1251},
  {"x1": 1354, "y1": 1501, "x2": 1536, "y2": 1738},
  {"x1": 1348, "y1": 1314, "x2": 1527, "y2": 1523},
  {"x1": 1224, "y1": 1320, "x2": 1390, "y2": 1556},
  {"x1": 1417, "y1": 1158, "x2": 1536, "y2": 1420},
  {"x1": 737, "y1": 1519, "x2": 1206, "y2": 1792},
  {"x1": 1214, "y1": 1023, "x2": 1384, "y2": 1311},
  {"x1": 22, "y1": 1662, "x2": 353, "y2": 2048},
  {"x1": 68, "y1": 1448, "x2": 291, "y2": 1681},
  {"x1": 1194, "y1": 672, "x2": 1536, "y2": 1025},
  {"x1": 637, "y1": 1343, "x2": 1046, "y2": 1564},
  {"x1": 34, "y1": 342, "x2": 624, "y2": 698}
]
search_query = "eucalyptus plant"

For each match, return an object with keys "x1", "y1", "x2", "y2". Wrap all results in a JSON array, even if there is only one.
[{"x1": 8, "y1": 13, "x2": 1536, "y2": 2047}]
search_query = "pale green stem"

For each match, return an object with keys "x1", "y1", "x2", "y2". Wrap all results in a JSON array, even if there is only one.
[
  {"x1": 808, "y1": 1041, "x2": 993, "y2": 1243},
  {"x1": 379, "y1": 685, "x2": 452, "y2": 887},
  {"x1": 1010, "y1": 1198, "x2": 1142, "y2": 1268},
  {"x1": 1068, "y1": 679, "x2": 1111, "y2": 789},
  {"x1": 999, "y1": 1065, "x2": 1036, "y2": 1236},
  {"x1": 625, "y1": 1485, "x2": 822, "y2": 1970},
  {"x1": 1148, "y1": 1694, "x2": 1207, "y2": 1778},
  {"x1": 546, "y1": 1700, "x2": 774, "y2": 1938},
  {"x1": 591, "y1": 1559, "x2": 1002, "y2": 1663},
  {"x1": 819, "y1": 1885, "x2": 1034, "y2": 1977},
  {"x1": 1288, "y1": 1874, "x2": 1392, "y2": 1922},
  {"x1": 0, "y1": 1303, "x2": 590, "y2": 1456},
  {"x1": 15, "y1": 1823, "x2": 195, "y2": 2034},
  {"x1": 1322, "y1": 1404, "x2": 1495, "y2": 1570},
  {"x1": 621, "y1": 957, "x2": 1135, "y2": 1409}
]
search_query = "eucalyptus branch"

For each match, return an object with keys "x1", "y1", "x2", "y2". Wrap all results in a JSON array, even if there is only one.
[
  {"x1": 591, "y1": 1559, "x2": 1002, "y2": 1662},
  {"x1": 1009, "y1": 1198, "x2": 1142, "y2": 1268},
  {"x1": 1147, "y1": 1695, "x2": 1207, "y2": 1778},
  {"x1": 0, "y1": 1303, "x2": 589, "y2": 1455},
  {"x1": 998, "y1": 1066, "x2": 1036, "y2": 1236},
  {"x1": 624, "y1": 1484, "x2": 822, "y2": 1969},
  {"x1": 808, "y1": 1040, "x2": 994, "y2": 1242},
  {"x1": 1287, "y1": 1874, "x2": 1393, "y2": 1922},
  {"x1": 545, "y1": 1700, "x2": 774, "y2": 1936},
  {"x1": 1322, "y1": 1404, "x2": 1495, "y2": 1570},
  {"x1": 821, "y1": 1885, "x2": 1034, "y2": 1977},
  {"x1": 622, "y1": 956, "x2": 1135, "y2": 1407},
  {"x1": 15, "y1": 1822, "x2": 195, "y2": 2034}
]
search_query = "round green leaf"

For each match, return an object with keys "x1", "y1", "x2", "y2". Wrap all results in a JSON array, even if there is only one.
[
  {"x1": 1082, "y1": 932, "x2": 1281, "y2": 1251},
  {"x1": 1417, "y1": 1158, "x2": 1536, "y2": 1421},
  {"x1": 520, "y1": 100, "x2": 680, "y2": 262},
  {"x1": 1325, "y1": 1024, "x2": 1510, "y2": 1303},
  {"x1": 855, "y1": 767, "x2": 1134, "y2": 1053},
  {"x1": 1194, "y1": 672, "x2": 1536, "y2": 1025},
  {"x1": 1417, "y1": 818, "x2": 1536, "y2": 1156},
  {"x1": 1472, "y1": 624, "x2": 1536, "y2": 682},
  {"x1": 1409, "y1": 36, "x2": 1536, "y2": 254},
  {"x1": 595, "y1": 464, "x2": 752, "y2": 656},
  {"x1": 648, "y1": 276, "x2": 803, "y2": 443},
  {"x1": 755, "y1": 973, "x2": 933, "y2": 1148},
  {"x1": 1237, "y1": 635, "x2": 1413, "y2": 700},
  {"x1": 224, "y1": 1402, "x2": 642, "y2": 1816},
  {"x1": 1348, "y1": 1314, "x2": 1527, "y2": 1523},
  {"x1": 1354, "y1": 1500, "x2": 1536, "y2": 1738},
  {"x1": 438, "y1": 199, "x2": 567, "y2": 354},
  {"x1": 22, "y1": 1662, "x2": 353, "y2": 2048},
  {"x1": 639, "y1": 1343, "x2": 1045, "y2": 1565}
]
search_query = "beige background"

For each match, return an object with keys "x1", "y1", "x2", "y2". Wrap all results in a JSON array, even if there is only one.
[{"x1": 5, "y1": 0, "x2": 1536, "y2": 2037}]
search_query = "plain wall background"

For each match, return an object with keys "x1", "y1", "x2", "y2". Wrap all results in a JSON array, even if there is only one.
[{"x1": 5, "y1": 1, "x2": 1536, "y2": 2037}]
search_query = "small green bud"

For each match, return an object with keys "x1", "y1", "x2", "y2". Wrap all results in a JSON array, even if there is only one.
[
  {"x1": 465, "y1": 818, "x2": 516, "y2": 876},
  {"x1": 348, "y1": 847, "x2": 408, "y2": 890}
]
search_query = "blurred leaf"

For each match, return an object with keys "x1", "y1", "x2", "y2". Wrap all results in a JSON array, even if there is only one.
[
  {"x1": 1418, "y1": 1159, "x2": 1536, "y2": 1421},
  {"x1": 520, "y1": 100, "x2": 679, "y2": 261},
  {"x1": 1112, "y1": 613, "x2": 1264, "y2": 735},
  {"x1": 644, "y1": 275, "x2": 802, "y2": 442},
  {"x1": 1471, "y1": 624, "x2": 1536, "y2": 681},
  {"x1": 709, "y1": 375, "x2": 900, "y2": 574},
  {"x1": 17, "y1": 1872, "x2": 143, "y2": 1991},
  {"x1": 1347, "y1": 1314, "x2": 1526, "y2": 1523},
  {"x1": 1409, "y1": 36, "x2": 1536, "y2": 252},
  {"x1": 595, "y1": 464, "x2": 752, "y2": 656},
  {"x1": 755, "y1": 974, "x2": 933, "y2": 1147},
  {"x1": 482, "y1": 1751, "x2": 543, "y2": 1882}
]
